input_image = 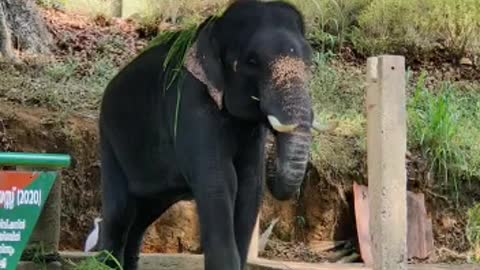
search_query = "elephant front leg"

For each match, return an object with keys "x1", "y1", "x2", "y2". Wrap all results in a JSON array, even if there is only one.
[
  {"x1": 191, "y1": 162, "x2": 241, "y2": 270},
  {"x1": 234, "y1": 165, "x2": 264, "y2": 269},
  {"x1": 234, "y1": 128, "x2": 266, "y2": 270}
]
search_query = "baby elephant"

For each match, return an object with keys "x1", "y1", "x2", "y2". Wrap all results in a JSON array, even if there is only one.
[{"x1": 98, "y1": 0, "x2": 315, "y2": 269}]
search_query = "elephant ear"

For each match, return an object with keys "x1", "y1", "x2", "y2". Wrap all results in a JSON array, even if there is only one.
[{"x1": 184, "y1": 23, "x2": 225, "y2": 110}]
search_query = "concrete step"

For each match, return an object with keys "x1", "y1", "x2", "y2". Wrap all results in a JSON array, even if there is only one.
[{"x1": 15, "y1": 252, "x2": 477, "y2": 270}]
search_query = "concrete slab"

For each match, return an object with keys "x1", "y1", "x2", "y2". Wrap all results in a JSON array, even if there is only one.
[
  {"x1": 57, "y1": 252, "x2": 478, "y2": 270},
  {"x1": 250, "y1": 258, "x2": 479, "y2": 270}
]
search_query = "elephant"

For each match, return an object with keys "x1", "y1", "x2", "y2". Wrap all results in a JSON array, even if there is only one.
[{"x1": 98, "y1": 0, "x2": 317, "y2": 269}]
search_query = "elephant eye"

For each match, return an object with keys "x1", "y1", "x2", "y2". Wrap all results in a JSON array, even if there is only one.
[{"x1": 247, "y1": 57, "x2": 258, "y2": 66}]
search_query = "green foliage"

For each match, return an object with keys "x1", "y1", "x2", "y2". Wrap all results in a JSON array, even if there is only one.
[
  {"x1": 408, "y1": 74, "x2": 464, "y2": 194},
  {"x1": 467, "y1": 203, "x2": 480, "y2": 262},
  {"x1": 407, "y1": 72, "x2": 480, "y2": 197},
  {"x1": 44, "y1": 58, "x2": 81, "y2": 83},
  {"x1": 284, "y1": 0, "x2": 370, "y2": 52},
  {"x1": 143, "y1": 15, "x2": 222, "y2": 140}
]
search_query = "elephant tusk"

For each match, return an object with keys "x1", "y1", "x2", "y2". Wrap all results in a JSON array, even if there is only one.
[
  {"x1": 251, "y1": 96, "x2": 260, "y2": 101},
  {"x1": 268, "y1": 115, "x2": 298, "y2": 133}
]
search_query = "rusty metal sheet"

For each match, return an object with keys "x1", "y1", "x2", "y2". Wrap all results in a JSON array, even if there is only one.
[
  {"x1": 353, "y1": 182, "x2": 434, "y2": 265},
  {"x1": 353, "y1": 182, "x2": 373, "y2": 266}
]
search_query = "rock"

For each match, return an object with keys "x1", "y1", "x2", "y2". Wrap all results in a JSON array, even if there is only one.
[{"x1": 460, "y1": 57, "x2": 473, "y2": 66}]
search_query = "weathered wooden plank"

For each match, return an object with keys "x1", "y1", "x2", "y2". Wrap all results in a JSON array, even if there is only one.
[{"x1": 248, "y1": 214, "x2": 261, "y2": 260}]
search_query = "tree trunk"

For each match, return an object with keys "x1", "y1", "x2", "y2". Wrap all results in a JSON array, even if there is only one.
[
  {"x1": 112, "y1": 0, "x2": 123, "y2": 18},
  {"x1": 0, "y1": 0, "x2": 53, "y2": 59},
  {"x1": 0, "y1": 1, "x2": 16, "y2": 61}
]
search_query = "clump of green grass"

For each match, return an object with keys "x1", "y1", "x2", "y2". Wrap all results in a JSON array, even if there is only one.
[
  {"x1": 71, "y1": 251, "x2": 122, "y2": 270},
  {"x1": 407, "y1": 71, "x2": 480, "y2": 198}
]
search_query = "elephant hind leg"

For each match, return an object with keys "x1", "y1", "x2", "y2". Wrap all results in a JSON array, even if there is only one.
[{"x1": 100, "y1": 141, "x2": 136, "y2": 269}]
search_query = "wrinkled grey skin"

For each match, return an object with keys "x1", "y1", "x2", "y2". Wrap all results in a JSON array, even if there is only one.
[{"x1": 97, "y1": 1, "x2": 315, "y2": 270}]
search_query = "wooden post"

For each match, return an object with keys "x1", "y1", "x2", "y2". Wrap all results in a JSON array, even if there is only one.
[
  {"x1": 366, "y1": 55, "x2": 407, "y2": 270},
  {"x1": 112, "y1": 0, "x2": 123, "y2": 18},
  {"x1": 248, "y1": 215, "x2": 260, "y2": 261}
]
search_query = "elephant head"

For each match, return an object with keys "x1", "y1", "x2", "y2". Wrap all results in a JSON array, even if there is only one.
[{"x1": 185, "y1": 0, "x2": 314, "y2": 200}]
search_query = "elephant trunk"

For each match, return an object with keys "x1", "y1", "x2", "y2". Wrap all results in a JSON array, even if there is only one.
[
  {"x1": 262, "y1": 55, "x2": 313, "y2": 200},
  {"x1": 266, "y1": 123, "x2": 312, "y2": 201}
]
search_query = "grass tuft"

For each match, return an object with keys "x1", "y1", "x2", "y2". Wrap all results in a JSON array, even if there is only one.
[
  {"x1": 69, "y1": 251, "x2": 122, "y2": 270},
  {"x1": 407, "y1": 71, "x2": 480, "y2": 199}
]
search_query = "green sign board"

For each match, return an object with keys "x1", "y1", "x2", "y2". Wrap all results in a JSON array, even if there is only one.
[{"x1": 0, "y1": 171, "x2": 58, "y2": 270}]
